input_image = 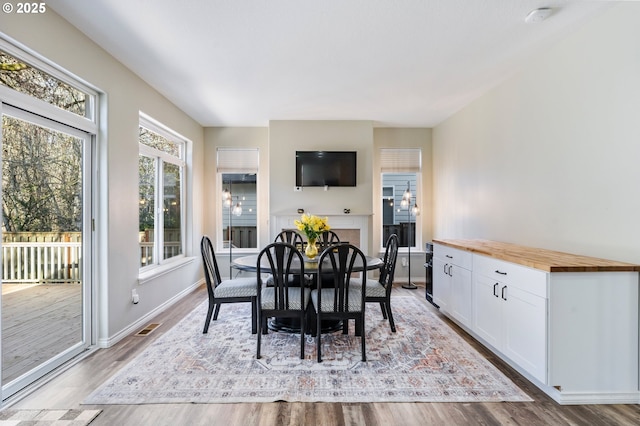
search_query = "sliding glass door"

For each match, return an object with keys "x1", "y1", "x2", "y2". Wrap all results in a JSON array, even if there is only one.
[{"x1": 1, "y1": 106, "x2": 92, "y2": 399}]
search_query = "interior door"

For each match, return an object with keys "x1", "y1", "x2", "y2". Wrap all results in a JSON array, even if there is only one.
[{"x1": 1, "y1": 106, "x2": 92, "y2": 400}]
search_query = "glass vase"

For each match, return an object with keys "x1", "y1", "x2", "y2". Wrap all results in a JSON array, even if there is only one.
[{"x1": 305, "y1": 237, "x2": 318, "y2": 259}]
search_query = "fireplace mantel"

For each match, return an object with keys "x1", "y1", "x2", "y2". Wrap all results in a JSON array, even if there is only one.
[{"x1": 272, "y1": 214, "x2": 370, "y2": 251}]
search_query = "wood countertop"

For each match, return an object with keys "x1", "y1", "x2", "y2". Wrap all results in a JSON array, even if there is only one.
[{"x1": 432, "y1": 239, "x2": 640, "y2": 273}]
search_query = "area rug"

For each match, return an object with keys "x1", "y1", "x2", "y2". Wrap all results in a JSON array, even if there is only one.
[
  {"x1": 0, "y1": 409, "x2": 101, "y2": 425},
  {"x1": 84, "y1": 297, "x2": 531, "y2": 404}
]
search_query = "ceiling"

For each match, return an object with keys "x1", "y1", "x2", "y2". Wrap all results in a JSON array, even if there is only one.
[{"x1": 48, "y1": 0, "x2": 612, "y2": 128}]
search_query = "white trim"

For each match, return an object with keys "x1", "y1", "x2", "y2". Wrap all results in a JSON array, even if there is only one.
[
  {"x1": 139, "y1": 111, "x2": 189, "y2": 146},
  {"x1": 138, "y1": 256, "x2": 195, "y2": 285},
  {"x1": 0, "y1": 36, "x2": 99, "y2": 130},
  {"x1": 0, "y1": 87, "x2": 97, "y2": 133},
  {"x1": 549, "y1": 390, "x2": 640, "y2": 405},
  {"x1": 0, "y1": 34, "x2": 99, "y2": 103},
  {"x1": 272, "y1": 214, "x2": 370, "y2": 251},
  {"x1": 138, "y1": 113, "x2": 190, "y2": 272}
]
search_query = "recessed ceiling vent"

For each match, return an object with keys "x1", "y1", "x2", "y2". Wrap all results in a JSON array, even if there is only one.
[{"x1": 525, "y1": 7, "x2": 553, "y2": 24}]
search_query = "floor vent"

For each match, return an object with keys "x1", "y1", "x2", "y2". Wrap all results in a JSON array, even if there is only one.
[{"x1": 135, "y1": 323, "x2": 161, "y2": 336}]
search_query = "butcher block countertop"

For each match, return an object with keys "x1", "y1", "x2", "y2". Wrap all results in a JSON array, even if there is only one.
[{"x1": 433, "y1": 239, "x2": 640, "y2": 273}]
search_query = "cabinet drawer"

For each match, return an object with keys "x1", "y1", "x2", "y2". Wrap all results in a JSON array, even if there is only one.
[
  {"x1": 473, "y1": 254, "x2": 548, "y2": 298},
  {"x1": 434, "y1": 244, "x2": 473, "y2": 270}
]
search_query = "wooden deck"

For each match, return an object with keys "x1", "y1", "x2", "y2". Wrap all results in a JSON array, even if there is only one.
[
  {"x1": 5, "y1": 284, "x2": 640, "y2": 425},
  {"x1": 1, "y1": 283, "x2": 82, "y2": 384}
]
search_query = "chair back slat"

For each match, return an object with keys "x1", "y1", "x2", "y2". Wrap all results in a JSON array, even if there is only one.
[
  {"x1": 380, "y1": 234, "x2": 399, "y2": 290},
  {"x1": 313, "y1": 242, "x2": 368, "y2": 362},
  {"x1": 258, "y1": 242, "x2": 304, "y2": 310},
  {"x1": 317, "y1": 230, "x2": 340, "y2": 252},
  {"x1": 201, "y1": 236, "x2": 222, "y2": 295},
  {"x1": 317, "y1": 243, "x2": 366, "y2": 313},
  {"x1": 274, "y1": 230, "x2": 304, "y2": 251}
]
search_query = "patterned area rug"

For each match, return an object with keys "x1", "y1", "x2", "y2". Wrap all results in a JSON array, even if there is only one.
[
  {"x1": 84, "y1": 297, "x2": 531, "y2": 404},
  {"x1": 0, "y1": 409, "x2": 101, "y2": 425}
]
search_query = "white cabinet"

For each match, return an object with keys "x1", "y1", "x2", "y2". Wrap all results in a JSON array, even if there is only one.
[
  {"x1": 433, "y1": 239, "x2": 640, "y2": 404},
  {"x1": 473, "y1": 274, "x2": 503, "y2": 349},
  {"x1": 502, "y1": 284, "x2": 546, "y2": 383},
  {"x1": 432, "y1": 256, "x2": 450, "y2": 312},
  {"x1": 472, "y1": 255, "x2": 547, "y2": 383},
  {"x1": 450, "y1": 263, "x2": 472, "y2": 327},
  {"x1": 433, "y1": 244, "x2": 472, "y2": 328}
]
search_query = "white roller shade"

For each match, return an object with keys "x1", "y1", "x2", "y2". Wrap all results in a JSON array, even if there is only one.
[
  {"x1": 380, "y1": 148, "x2": 422, "y2": 173},
  {"x1": 216, "y1": 148, "x2": 259, "y2": 173}
]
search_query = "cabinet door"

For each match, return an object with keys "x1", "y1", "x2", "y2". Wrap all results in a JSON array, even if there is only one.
[
  {"x1": 432, "y1": 257, "x2": 450, "y2": 312},
  {"x1": 503, "y1": 285, "x2": 547, "y2": 383},
  {"x1": 472, "y1": 274, "x2": 502, "y2": 349},
  {"x1": 450, "y1": 265, "x2": 472, "y2": 327}
]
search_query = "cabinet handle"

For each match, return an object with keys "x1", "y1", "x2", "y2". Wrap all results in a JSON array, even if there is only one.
[
  {"x1": 495, "y1": 270, "x2": 507, "y2": 275},
  {"x1": 446, "y1": 255, "x2": 453, "y2": 259},
  {"x1": 501, "y1": 285, "x2": 507, "y2": 301},
  {"x1": 443, "y1": 263, "x2": 448, "y2": 274},
  {"x1": 493, "y1": 283, "x2": 499, "y2": 297},
  {"x1": 447, "y1": 264, "x2": 453, "y2": 276}
]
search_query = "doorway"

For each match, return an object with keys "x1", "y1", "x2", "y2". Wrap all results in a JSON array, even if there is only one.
[{"x1": 1, "y1": 106, "x2": 93, "y2": 400}]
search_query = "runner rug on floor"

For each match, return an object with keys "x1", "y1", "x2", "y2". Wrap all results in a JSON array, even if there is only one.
[{"x1": 84, "y1": 297, "x2": 531, "y2": 404}]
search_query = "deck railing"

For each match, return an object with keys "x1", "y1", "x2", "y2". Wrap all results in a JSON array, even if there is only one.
[
  {"x1": 2, "y1": 241, "x2": 82, "y2": 284},
  {"x1": 139, "y1": 242, "x2": 182, "y2": 267},
  {"x1": 2, "y1": 231, "x2": 186, "y2": 283}
]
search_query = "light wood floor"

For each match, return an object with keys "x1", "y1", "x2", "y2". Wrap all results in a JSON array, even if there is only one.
[
  {"x1": 2, "y1": 284, "x2": 82, "y2": 383},
  {"x1": 5, "y1": 284, "x2": 640, "y2": 425}
]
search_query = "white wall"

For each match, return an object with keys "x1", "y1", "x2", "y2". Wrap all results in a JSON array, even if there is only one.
[
  {"x1": 0, "y1": 10, "x2": 205, "y2": 344},
  {"x1": 268, "y1": 120, "x2": 374, "y2": 217},
  {"x1": 433, "y1": 3, "x2": 640, "y2": 264}
]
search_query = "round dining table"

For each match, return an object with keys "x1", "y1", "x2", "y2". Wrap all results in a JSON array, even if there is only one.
[
  {"x1": 232, "y1": 253, "x2": 383, "y2": 333},
  {"x1": 232, "y1": 253, "x2": 383, "y2": 275}
]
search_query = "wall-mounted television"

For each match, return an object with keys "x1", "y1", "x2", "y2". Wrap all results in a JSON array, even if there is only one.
[{"x1": 295, "y1": 151, "x2": 357, "y2": 187}]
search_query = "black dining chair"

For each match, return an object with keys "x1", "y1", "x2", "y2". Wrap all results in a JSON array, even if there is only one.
[
  {"x1": 311, "y1": 243, "x2": 367, "y2": 362},
  {"x1": 316, "y1": 230, "x2": 340, "y2": 252},
  {"x1": 274, "y1": 229, "x2": 304, "y2": 251},
  {"x1": 201, "y1": 236, "x2": 257, "y2": 334},
  {"x1": 270, "y1": 230, "x2": 305, "y2": 286},
  {"x1": 256, "y1": 242, "x2": 310, "y2": 359},
  {"x1": 356, "y1": 233, "x2": 399, "y2": 332},
  {"x1": 315, "y1": 230, "x2": 341, "y2": 288}
]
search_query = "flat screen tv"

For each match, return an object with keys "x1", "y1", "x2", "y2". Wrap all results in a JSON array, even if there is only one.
[{"x1": 295, "y1": 151, "x2": 357, "y2": 187}]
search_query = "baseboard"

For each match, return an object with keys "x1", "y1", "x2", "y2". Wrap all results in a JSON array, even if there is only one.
[
  {"x1": 97, "y1": 279, "x2": 203, "y2": 348},
  {"x1": 548, "y1": 389, "x2": 640, "y2": 405}
]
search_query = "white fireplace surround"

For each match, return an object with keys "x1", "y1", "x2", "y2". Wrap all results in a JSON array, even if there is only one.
[{"x1": 272, "y1": 214, "x2": 370, "y2": 251}]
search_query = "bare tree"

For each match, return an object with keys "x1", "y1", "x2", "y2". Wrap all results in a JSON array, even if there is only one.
[{"x1": 2, "y1": 51, "x2": 85, "y2": 233}]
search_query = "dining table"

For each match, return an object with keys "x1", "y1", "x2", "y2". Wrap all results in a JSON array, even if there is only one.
[{"x1": 232, "y1": 252, "x2": 384, "y2": 333}]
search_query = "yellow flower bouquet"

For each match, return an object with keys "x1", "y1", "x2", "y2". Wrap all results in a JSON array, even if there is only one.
[{"x1": 294, "y1": 213, "x2": 331, "y2": 240}]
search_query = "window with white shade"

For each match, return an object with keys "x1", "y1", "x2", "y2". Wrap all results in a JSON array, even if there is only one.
[
  {"x1": 217, "y1": 148, "x2": 259, "y2": 251},
  {"x1": 380, "y1": 148, "x2": 421, "y2": 249}
]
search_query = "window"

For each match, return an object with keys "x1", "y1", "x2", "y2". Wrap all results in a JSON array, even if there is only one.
[
  {"x1": 217, "y1": 148, "x2": 259, "y2": 251},
  {"x1": 138, "y1": 114, "x2": 186, "y2": 269},
  {"x1": 380, "y1": 148, "x2": 421, "y2": 249},
  {"x1": 1, "y1": 49, "x2": 92, "y2": 120}
]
